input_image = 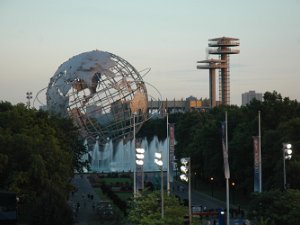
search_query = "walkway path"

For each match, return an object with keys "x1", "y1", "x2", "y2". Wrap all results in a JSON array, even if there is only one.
[{"x1": 69, "y1": 174, "x2": 101, "y2": 225}]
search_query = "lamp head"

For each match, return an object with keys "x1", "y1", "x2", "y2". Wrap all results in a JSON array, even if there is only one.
[
  {"x1": 180, "y1": 165, "x2": 188, "y2": 174},
  {"x1": 136, "y1": 153, "x2": 144, "y2": 159},
  {"x1": 155, "y1": 152, "x2": 162, "y2": 159},
  {"x1": 180, "y1": 174, "x2": 188, "y2": 182},
  {"x1": 136, "y1": 148, "x2": 145, "y2": 154},
  {"x1": 136, "y1": 160, "x2": 144, "y2": 166}
]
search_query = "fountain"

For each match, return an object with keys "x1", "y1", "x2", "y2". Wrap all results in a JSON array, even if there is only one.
[{"x1": 85, "y1": 136, "x2": 171, "y2": 172}]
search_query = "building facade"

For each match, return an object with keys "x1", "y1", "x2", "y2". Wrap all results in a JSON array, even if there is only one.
[{"x1": 242, "y1": 90, "x2": 262, "y2": 106}]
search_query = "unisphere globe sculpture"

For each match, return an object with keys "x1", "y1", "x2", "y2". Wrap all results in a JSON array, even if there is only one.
[{"x1": 46, "y1": 50, "x2": 148, "y2": 144}]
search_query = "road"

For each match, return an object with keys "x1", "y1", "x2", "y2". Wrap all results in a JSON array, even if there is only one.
[
  {"x1": 172, "y1": 182, "x2": 250, "y2": 225},
  {"x1": 69, "y1": 174, "x2": 248, "y2": 225},
  {"x1": 69, "y1": 174, "x2": 101, "y2": 225},
  {"x1": 173, "y1": 181, "x2": 226, "y2": 210}
]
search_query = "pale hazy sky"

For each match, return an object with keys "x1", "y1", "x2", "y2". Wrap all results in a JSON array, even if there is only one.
[{"x1": 1, "y1": 0, "x2": 299, "y2": 107}]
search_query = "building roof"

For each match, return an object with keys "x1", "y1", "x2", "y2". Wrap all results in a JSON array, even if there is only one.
[
  {"x1": 209, "y1": 36, "x2": 239, "y2": 41},
  {"x1": 197, "y1": 59, "x2": 226, "y2": 63}
]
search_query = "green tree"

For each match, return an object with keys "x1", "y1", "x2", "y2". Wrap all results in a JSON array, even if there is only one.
[
  {"x1": 0, "y1": 101, "x2": 87, "y2": 224},
  {"x1": 248, "y1": 189, "x2": 300, "y2": 225},
  {"x1": 128, "y1": 191, "x2": 188, "y2": 225},
  {"x1": 170, "y1": 91, "x2": 300, "y2": 196}
]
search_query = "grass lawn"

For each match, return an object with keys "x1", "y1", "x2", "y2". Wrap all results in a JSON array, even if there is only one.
[
  {"x1": 94, "y1": 187, "x2": 109, "y2": 200},
  {"x1": 98, "y1": 177, "x2": 132, "y2": 185},
  {"x1": 92, "y1": 176, "x2": 133, "y2": 202},
  {"x1": 115, "y1": 192, "x2": 133, "y2": 201}
]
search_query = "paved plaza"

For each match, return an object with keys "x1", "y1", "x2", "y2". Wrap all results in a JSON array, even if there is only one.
[{"x1": 69, "y1": 174, "x2": 101, "y2": 225}]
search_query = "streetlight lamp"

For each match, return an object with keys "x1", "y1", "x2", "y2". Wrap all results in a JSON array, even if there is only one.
[
  {"x1": 282, "y1": 143, "x2": 292, "y2": 190},
  {"x1": 136, "y1": 147, "x2": 145, "y2": 193},
  {"x1": 180, "y1": 157, "x2": 191, "y2": 225},
  {"x1": 136, "y1": 148, "x2": 145, "y2": 166},
  {"x1": 154, "y1": 152, "x2": 164, "y2": 219}
]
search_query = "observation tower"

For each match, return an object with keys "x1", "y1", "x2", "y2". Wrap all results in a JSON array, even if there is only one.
[
  {"x1": 197, "y1": 37, "x2": 240, "y2": 107},
  {"x1": 197, "y1": 59, "x2": 226, "y2": 108}
]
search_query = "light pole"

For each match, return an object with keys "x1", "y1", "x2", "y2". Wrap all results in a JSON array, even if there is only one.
[
  {"x1": 231, "y1": 182, "x2": 236, "y2": 204},
  {"x1": 133, "y1": 112, "x2": 137, "y2": 197},
  {"x1": 210, "y1": 177, "x2": 214, "y2": 197},
  {"x1": 282, "y1": 143, "x2": 292, "y2": 190},
  {"x1": 26, "y1": 92, "x2": 32, "y2": 108},
  {"x1": 180, "y1": 157, "x2": 191, "y2": 225},
  {"x1": 154, "y1": 152, "x2": 164, "y2": 219},
  {"x1": 166, "y1": 110, "x2": 170, "y2": 195}
]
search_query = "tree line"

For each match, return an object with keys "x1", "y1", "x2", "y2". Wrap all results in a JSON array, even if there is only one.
[
  {"x1": 139, "y1": 91, "x2": 300, "y2": 225},
  {"x1": 140, "y1": 91, "x2": 300, "y2": 192}
]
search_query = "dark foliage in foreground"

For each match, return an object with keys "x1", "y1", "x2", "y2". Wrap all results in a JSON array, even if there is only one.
[{"x1": 0, "y1": 102, "x2": 87, "y2": 225}]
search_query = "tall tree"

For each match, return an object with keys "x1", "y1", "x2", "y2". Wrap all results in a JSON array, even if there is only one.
[
  {"x1": 248, "y1": 189, "x2": 300, "y2": 225},
  {"x1": 128, "y1": 191, "x2": 188, "y2": 225},
  {"x1": 0, "y1": 101, "x2": 87, "y2": 224}
]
